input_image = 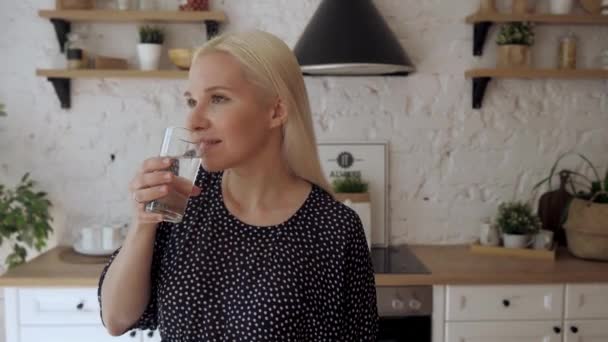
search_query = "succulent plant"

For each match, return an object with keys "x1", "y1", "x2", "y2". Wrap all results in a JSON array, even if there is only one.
[
  {"x1": 332, "y1": 174, "x2": 369, "y2": 193},
  {"x1": 496, "y1": 22, "x2": 535, "y2": 46},
  {"x1": 495, "y1": 201, "x2": 541, "y2": 235},
  {"x1": 139, "y1": 25, "x2": 165, "y2": 44}
]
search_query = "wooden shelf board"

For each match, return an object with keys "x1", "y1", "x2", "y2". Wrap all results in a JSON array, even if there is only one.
[
  {"x1": 36, "y1": 69, "x2": 188, "y2": 79},
  {"x1": 465, "y1": 68, "x2": 608, "y2": 79},
  {"x1": 466, "y1": 13, "x2": 608, "y2": 24},
  {"x1": 38, "y1": 9, "x2": 226, "y2": 22}
]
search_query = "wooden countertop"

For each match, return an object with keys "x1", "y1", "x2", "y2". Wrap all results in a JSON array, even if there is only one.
[{"x1": 1, "y1": 245, "x2": 608, "y2": 287}]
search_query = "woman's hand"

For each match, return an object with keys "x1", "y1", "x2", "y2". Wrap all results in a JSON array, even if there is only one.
[{"x1": 129, "y1": 157, "x2": 202, "y2": 224}]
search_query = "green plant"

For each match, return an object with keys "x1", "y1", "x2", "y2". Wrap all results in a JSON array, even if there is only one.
[
  {"x1": 532, "y1": 151, "x2": 608, "y2": 204},
  {"x1": 495, "y1": 201, "x2": 541, "y2": 235},
  {"x1": 0, "y1": 173, "x2": 53, "y2": 269},
  {"x1": 496, "y1": 22, "x2": 535, "y2": 46},
  {"x1": 139, "y1": 25, "x2": 164, "y2": 44},
  {"x1": 332, "y1": 174, "x2": 368, "y2": 193},
  {"x1": 0, "y1": 103, "x2": 6, "y2": 117}
]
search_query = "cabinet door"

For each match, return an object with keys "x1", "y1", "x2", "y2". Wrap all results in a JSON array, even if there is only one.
[
  {"x1": 20, "y1": 326, "x2": 141, "y2": 342},
  {"x1": 142, "y1": 329, "x2": 162, "y2": 342},
  {"x1": 566, "y1": 284, "x2": 608, "y2": 319},
  {"x1": 446, "y1": 285, "x2": 564, "y2": 321},
  {"x1": 19, "y1": 288, "x2": 101, "y2": 325},
  {"x1": 565, "y1": 320, "x2": 608, "y2": 342},
  {"x1": 445, "y1": 321, "x2": 563, "y2": 342}
]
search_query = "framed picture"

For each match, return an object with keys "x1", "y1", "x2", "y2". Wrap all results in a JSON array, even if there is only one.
[{"x1": 317, "y1": 141, "x2": 389, "y2": 247}]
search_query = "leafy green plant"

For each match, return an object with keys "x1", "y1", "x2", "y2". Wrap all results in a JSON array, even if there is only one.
[
  {"x1": 496, "y1": 22, "x2": 535, "y2": 46},
  {"x1": 0, "y1": 103, "x2": 6, "y2": 117},
  {"x1": 332, "y1": 174, "x2": 368, "y2": 193},
  {"x1": 139, "y1": 26, "x2": 164, "y2": 44},
  {"x1": 532, "y1": 151, "x2": 608, "y2": 204},
  {"x1": 495, "y1": 201, "x2": 541, "y2": 235},
  {"x1": 0, "y1": 173, "x2": 53, "y2": 269}
]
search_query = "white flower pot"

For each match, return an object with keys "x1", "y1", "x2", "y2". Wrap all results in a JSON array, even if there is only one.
[
  {"x1": 137, "y1": 43, "x2": 162, "y2": 71},
  {"x1": 549, "y1": 0, "x2": 574, "y2": 14},
  {"x1": 336, "y1": 193, "x2": 372, "y2": 250},
  {"x1": 503, "y1": 233, "x2": 533, "y2": 249}
]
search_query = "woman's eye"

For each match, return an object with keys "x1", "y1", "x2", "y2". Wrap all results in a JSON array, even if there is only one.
[
  {"x1": 211, "y1": 95, "x2": 229, "y2": 104},
  {"x1": 186, "y1": 98, "x2": 197, "y2": 108}
]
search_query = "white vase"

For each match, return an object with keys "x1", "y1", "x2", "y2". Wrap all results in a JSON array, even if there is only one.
[
  {"x1": 338, "y1": 194, "x2": 372, "y2": 251},
  {"x1": 503, "y1": 233, "x2": 533, "y2": 249},
  {"x1": 549, "y1": 0, "x2": 574, "y2": 14},
  {"x1": 137, "y1": 43, "x2": 162, "y2": 70}
]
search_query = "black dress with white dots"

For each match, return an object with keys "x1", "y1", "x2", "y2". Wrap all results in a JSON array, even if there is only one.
[{"x1": 98, "y1": 166, "x2": 379, "y2": 341}]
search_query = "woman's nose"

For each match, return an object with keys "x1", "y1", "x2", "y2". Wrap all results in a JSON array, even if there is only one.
[{"x1": 185, "y1": 106, "x2": 210, "y2": 131}]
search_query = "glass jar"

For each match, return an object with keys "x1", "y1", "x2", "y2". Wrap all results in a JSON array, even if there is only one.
[
  {"x1": 558, "y1": 33, "x2": 577, "y2": 69},
  {"x1": 138, "y1": 0, "x2": 158, "y2": 10},
  {"x1": 65, "y1": 33, "x2": 87, "y2": 69}
]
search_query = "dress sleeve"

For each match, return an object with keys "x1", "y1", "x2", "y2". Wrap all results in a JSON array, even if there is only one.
[
  {"x1": 342, "y1": 210, "x2": 379, "y2": 341},
  {"x1": 97, "y1": 221, "x2": 170, "y2": 332}
]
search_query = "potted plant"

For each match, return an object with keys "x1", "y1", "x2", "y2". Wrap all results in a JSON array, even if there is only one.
[
  {"x1": 332, "y1": 174, "x2": 371, "y2": 250},
  {"x1": 532, "y1": 151, "x2": 608, "y2": 260},
  {"x1": 137, "y1": 25, "x2": 164, "y2": 71},
  {"x1": 495, "y1": 201, "x2": 541, "y2": 248},
  {"x1": 496, "y1": 22, "x2": 534, "y2": 68}
]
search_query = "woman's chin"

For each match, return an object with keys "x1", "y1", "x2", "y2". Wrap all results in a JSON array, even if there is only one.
[{"x1": 201, "y1": 159, "x2": 224, "y2": 173}]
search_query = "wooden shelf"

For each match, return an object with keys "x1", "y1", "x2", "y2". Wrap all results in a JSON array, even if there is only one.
[
  {"x1": 466, "y1": 68, "x2": 608, "y2": 79},
  {"x1": 38, "y1": 9, "x2": 226, "y2": 22},
  {"x1": 36, "y1": 69, "x2": 188, "y2": 79},
  {"x1": 466, "y1": 13, "x2": 608, "y2": 25},
  {"x1": 465, "y1": 68, "x2": 608, "y2": 109}
]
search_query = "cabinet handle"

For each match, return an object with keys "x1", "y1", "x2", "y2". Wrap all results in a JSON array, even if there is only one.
[
  {"x1": 76, "y1": 302, "x2": 84, "y2": 310},
  {"x1": 553, "y1": 326, "x2": 561, "y2": 334},
  {"x1": 130, "y1": 330, "x2": 137, "y2": 338},
  {"x1": 148, "y1": 331, "x2": 154, "y2": 337},
  {"x1": 570, "y1": 326, "x2": 578, "y2": 334},
  {"x1": 502, "y1": 299, "x2": 510, "y2": 307}
]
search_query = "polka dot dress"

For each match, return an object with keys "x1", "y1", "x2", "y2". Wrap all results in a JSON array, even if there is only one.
[{"x1": 98, "y1": 167, "x2": 379, "y2": 341}]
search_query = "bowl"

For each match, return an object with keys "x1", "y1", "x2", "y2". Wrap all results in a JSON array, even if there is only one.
[{"x1": 168, "y1": 49, "x2": 194, "y2": 70}]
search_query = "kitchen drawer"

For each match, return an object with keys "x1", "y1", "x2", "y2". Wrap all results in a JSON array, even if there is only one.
[
  {"x1": 20, "y1": 325, "x2": 141, "y2": 342},
  {"x1": 564, "y1": 319, "x2": 608, "y2": 342},
  {"x1": 566, "y1": 284, "x2": 608, "y2": 319},
  {"x1": 445, "y1": 321, "x2": 563, "y2": 342},
  {"x1": 18, "y1": 288, "x2": 102, "y2": 325},
  {"x1": 446, "y1": 284, "x2": 564, "y2": 321}
]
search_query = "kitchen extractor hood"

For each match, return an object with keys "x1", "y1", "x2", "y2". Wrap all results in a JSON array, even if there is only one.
[{"x1": 294, "y1": 0, "x2": 414, "y2": 76}]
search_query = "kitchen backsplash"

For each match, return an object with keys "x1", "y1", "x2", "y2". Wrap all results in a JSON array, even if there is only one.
[{"x1": 0, "y1": 0, "x2": 606, "y2": 263}]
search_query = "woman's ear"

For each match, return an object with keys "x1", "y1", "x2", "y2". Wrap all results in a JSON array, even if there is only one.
[{"x1": 269, "y1": 98, "x2": 287, "y2": 129}]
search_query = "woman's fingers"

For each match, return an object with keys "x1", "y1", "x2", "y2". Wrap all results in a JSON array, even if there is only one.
[{"x1": 132, "y1": 185, "x2": 169, "y2": 204}]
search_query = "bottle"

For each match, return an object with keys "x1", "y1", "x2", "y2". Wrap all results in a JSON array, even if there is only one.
[
  {"x1": 558, "y1": 33, "x2": 577, "y2": 69},
  {"x1": 65, "y1": 33, "x2": 88, "y2": 69}
]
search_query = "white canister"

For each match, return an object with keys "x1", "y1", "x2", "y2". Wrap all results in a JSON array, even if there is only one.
[
  {"x1": 549, "y1": 0, "x2": 574, "y2": 14},
  {"x1": 79, "y1": 226, "x2": 101, "y2": 251},
  {"x1": 480, "y1": 223, "x2": 500, "y2": 246}
]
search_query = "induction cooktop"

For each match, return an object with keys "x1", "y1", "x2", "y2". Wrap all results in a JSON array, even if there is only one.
[{"x1": 371, "y1": 244, "x2": 430, "y2": 274}]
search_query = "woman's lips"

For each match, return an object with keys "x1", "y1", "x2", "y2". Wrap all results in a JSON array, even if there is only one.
[{"x1": 199, "y1": 139, "x2": 222, "y2": 154}]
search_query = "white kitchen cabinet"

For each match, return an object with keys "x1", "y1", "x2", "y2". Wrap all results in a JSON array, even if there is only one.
[
  {"x1": 445, "y1": 321, "x2": 563, "y2": 342},
  {"x1": 564, "y1": 320, "x2": 608, "y2": 342},
  {"x1": 446, "y1": 284, "x2": 564, "y2": 321},
  {"x1": 20, "y1": 326, "x2": 141, "y2": 342},
  {"x1": 565, "y1": 284, "x2": 608, "y2": 319}
]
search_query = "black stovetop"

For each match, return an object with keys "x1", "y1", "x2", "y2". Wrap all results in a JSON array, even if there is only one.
[{"x1": 371, "y1": 244, "x2": 430, "y2": 274}]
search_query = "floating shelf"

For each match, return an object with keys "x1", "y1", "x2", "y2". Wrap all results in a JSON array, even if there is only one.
[
  {"x1": 465, "y1": 12, "x2": 608, "y2": 56},
  {"x1": 37, "y1": 69, "x2": 188, "y2": 108},
  {"x1": 37, "y1": 9, "x2": 226, "y2": 109},
  {"x1": 465, "y1": 68, "x2": 608, "y2": 108},
  {"x1": 37, "y1": 69, "x2": 189, "y2": 79}
]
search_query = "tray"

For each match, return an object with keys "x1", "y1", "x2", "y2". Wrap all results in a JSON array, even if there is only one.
[{"x1": 470, "y1": 242, "x2": 557, "y2": 261}]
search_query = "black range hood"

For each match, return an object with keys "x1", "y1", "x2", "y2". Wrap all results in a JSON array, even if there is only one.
[{"x1": 294, "y1": 0, "x2": 414, "y2": 76}]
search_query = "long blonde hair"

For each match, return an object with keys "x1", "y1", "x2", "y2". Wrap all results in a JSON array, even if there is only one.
[{"x1": 192, "y1": 30, "x2": 333, "y2": 196}]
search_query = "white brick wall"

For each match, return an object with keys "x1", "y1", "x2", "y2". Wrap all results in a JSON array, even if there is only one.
[{"x1": 0, "y1": 0, "x2": 606, "y2": 256}]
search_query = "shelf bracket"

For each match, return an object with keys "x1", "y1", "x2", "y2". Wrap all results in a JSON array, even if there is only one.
[
  {"x1": 204, "y1": 20, "x2": 220, "y2": 39},
  {"x1": 473, "y1": 21, "x2": 492, "y2": 56},
  {"x1": 50, "y1": 19, "x2": 71, "y2": 53},
  {"x1": 472, "y1": 77, "x2": 491, "y2": 109},
  {"x1": 47, "y1": 77, "x2": 71, "y2": 109}
]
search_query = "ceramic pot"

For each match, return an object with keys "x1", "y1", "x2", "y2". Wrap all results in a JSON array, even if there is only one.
[{"x1": 137, "y1": 43, "x2": 162, "y2": 70}]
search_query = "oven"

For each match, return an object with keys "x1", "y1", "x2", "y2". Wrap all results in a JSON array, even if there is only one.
[
  {"x1": 372, "y1": 245, "x2": 432, "y2": 342},
  {"x1": 376, "y1": 286, "x2": 432, "y2": 342}
]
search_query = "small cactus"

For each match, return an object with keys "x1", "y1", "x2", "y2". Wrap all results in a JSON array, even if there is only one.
[{"x1": 139, "y1": 25, "x2": 165, "y2": 44}]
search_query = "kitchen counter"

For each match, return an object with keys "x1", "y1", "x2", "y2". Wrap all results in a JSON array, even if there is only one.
[{"x1": 1, "y1": 245, "x2": 608, "y2": 287}]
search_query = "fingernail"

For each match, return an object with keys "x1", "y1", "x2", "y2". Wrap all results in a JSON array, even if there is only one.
[{"x1": 164, "y1": 158, "x2": 171, "y2": 164}]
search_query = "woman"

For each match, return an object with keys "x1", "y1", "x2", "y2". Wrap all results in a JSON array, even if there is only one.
[{"x1": 98, "y1": 29, "x2": 378, "y2": 341}]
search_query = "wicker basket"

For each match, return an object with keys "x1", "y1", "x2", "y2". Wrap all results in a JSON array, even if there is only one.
[{"x1": 563, "y1": 197, "x2": 608, "y2": 261}]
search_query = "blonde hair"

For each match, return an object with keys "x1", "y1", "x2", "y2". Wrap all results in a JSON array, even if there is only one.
[{"x1": 192, "y1": 30, "x2": 333, "y2": 196}]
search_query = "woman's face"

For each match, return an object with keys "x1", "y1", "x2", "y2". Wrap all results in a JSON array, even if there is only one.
[{"x1": 185, "y1": 52, "x2": 280, "y2": 172}]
